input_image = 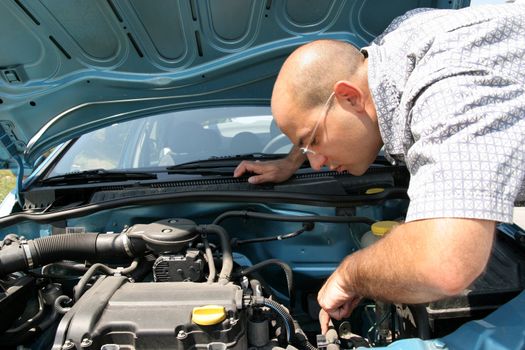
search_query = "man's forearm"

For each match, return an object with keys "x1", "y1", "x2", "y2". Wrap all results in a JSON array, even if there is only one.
[
  {"x1": 337, "y1": 218, "x2": 495, "y2": 304},
  {"x1": 340, "y1": 232, "x2": 446, "y2": 303}
]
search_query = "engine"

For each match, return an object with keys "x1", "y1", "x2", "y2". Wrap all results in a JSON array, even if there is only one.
[
  {"x1": 55, "y1": 279, "x2": 248, "y2": 350},
  {"x1": 0, "y1": 218, "x2": 326, "y2": 350},
  {"x1": 1, "y1": 213, "x2": 524, "y2": 350}
]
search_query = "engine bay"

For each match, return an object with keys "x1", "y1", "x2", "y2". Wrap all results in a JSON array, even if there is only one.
[{"x1": 1, "y1": 196, "x2": 525, "y2": 350}]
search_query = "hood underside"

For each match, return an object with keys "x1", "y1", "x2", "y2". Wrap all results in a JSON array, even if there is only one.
[{"x1": 0, "y1": 0, "x2": 468, "y2": 164}]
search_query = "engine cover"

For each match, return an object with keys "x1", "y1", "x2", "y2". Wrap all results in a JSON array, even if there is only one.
[{"x1": 52, "y1": 276, "x2": 246, "y2": 350}]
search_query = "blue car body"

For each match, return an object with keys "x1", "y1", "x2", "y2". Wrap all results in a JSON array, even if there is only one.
[{"x1": 0, "y1": 1, "x2": 524, "y2": 349}]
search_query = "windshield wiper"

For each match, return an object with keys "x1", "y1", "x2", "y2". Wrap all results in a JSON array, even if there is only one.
[
  {"x1": 166, "y1": 153, "x2": 286, "y2": 171},
  {"x1": 40, "y1": 169, "x2": 157, "y2": 185},
  {"x1": 166, "y1": 153, "x2": 398, "y2": 175}
]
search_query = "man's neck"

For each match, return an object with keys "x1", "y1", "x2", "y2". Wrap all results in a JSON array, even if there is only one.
[{"x1": 360, "y1": 58, "x2": 378, "y2": 121}]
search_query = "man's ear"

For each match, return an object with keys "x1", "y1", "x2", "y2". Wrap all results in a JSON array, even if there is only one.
[{"x1": 333, "y1": 81, "x2": 365, "y2": 112}]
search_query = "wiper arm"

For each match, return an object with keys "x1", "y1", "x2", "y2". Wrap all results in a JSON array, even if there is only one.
[
  {"x1": 166, "y1": 153, "x2": 395, "y2": 175},
  {"x1": 40, "y1": 169, "x2": 157, "y2": 185},
  {"x1": 166, "y1": 153, "x2": 285, "y2": 171}
]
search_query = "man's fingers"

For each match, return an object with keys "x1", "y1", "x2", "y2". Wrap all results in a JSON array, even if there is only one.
[
  {"x1": 233, "y1": 161, "x2": 253, "y2": 177},
  {"x1": 247, "y1": 174, "x2": 266, "y2": 184},
  {"x1": 339, "y1": 302, "x2": 353, "y2": 318},
  {"x1": 326, "y1": 297, "x2": 361, "y2": 321},
  {"x1": 319, "y1": 309, "x2": 331, "y2": 335},
  {"x1": 351, "y1": 296, "x2": 362, "y2": 309},
  {"x1": 234, "y1": 161, "x2": 267, "y2": 177},
  {"x1": 327, "y1": 307, "x2": 345, "y2": 320},
  {"x1": 234, "y1": 160, "x2": 282, "y2": 184}
]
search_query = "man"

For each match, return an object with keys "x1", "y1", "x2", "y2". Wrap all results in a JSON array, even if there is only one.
[{"x1": 234, "y1": 4, "x2": 525, "y2": 334}]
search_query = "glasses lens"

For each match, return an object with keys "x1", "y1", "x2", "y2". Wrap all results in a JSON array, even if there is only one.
[{"x1": 302, "y1": 92, "x2": 335, "y2": 155}]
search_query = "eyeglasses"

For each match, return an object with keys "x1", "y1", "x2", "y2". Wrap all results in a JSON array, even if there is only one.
[{"x1": 300, "y1": 92, "x2": 336, "y2": 155}]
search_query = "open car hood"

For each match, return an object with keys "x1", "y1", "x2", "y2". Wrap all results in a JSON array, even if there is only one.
[{"x1": 0, "y1": 0, "x2": 469, "y2": 165}]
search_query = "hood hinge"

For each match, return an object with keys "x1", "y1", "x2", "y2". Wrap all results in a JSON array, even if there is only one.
[{"x1": 0, "y1": 121, "x2": 26, "y2": 206}]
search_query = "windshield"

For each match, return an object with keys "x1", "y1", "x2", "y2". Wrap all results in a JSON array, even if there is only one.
[{"x1": 47, "y1": 106, "x2": 291, "y2": 177}]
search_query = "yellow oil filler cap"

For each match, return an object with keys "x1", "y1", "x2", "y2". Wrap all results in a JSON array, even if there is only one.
[
  {"x1": 192, "y1": 305, "x2": 227, "y2": 326},
  {"x1": 371, "y1": 221, "x2": 399, "y2": 237},
  {"x1": 365, "y1": 188, "x2": 385, "y2": 195}
]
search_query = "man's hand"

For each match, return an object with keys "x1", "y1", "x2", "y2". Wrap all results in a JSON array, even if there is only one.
[
  {"x1": 233, "y1": 145, "x2": 306, "y2": 184},
  {"x1": 316, "y1": 218, "x2": 495, "y2": 334},
  {"x1": 317, "y1": 262, "x2": 362, "y2": 334},
  {"x1": 233, "y1": 157, "x2": 299, "y2": 184}
]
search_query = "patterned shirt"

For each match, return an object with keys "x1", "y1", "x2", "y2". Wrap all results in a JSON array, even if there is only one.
[{"x1": 364, "y1": 3, "x2": 525, "y2": 223}]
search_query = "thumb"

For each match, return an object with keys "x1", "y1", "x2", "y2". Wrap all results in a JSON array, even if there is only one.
[{"x1": 247, "y1": 173, "x2": 268, "y2": 184}]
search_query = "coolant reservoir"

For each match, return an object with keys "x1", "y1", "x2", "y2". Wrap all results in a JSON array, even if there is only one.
[{"x1": 360, "y1": 221, "x2": 398, "y2": 248}]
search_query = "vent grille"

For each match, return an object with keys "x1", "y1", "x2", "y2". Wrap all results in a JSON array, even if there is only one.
[
  {"x1": 100, "y1": 185, "x2": 126, "y2": 191},
  {"x1": 153, "y1": 260, "x2": 170, "y2": 282},
  {"x1": 151, "y1": 177, "x2": 245, "y2": 189}
]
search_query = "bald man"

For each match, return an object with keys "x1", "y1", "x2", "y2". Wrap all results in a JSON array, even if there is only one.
[{"x1": 234, "y1": 4, "x2": 525, "y2": 334}]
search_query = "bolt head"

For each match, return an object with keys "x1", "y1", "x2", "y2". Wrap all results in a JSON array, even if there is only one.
[
  {"x1": 62, "y1": 340, "x2": 75, "y2": 350},
  {"x1": 177, "y1": 330, "x2": 187, "y2": 339},
  {"x1": 81, "y1": 338, "x2": 93, "y2": 347}
]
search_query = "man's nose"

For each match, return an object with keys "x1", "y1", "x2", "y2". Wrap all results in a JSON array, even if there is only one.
[{"x1": 307, "y1": 153, "x2": 327, "y2": 171}]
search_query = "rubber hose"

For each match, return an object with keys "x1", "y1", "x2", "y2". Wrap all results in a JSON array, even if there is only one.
[
  {"x1": 74, "y1": 259, "x2": 139, "y2": 300},
  {"x1": 73, "y1": 263, "x2": 113, "y2": 301},
  {"x1": 54, "y1": 295, "x2": 72, "y2": 314},
  {"x1": 4, "y1": 292, "x2": 45, "y2": 334},
  {"x1": 198, "y1": 225, "x2": 232, "y2": 284},
  {"x1": 29, "y1": 233, "x2": 135, "y2": 266},
  {"x1": 262, "y1": 298, "x2": 295, "y2": 343},
  {"x1": 212, "y1": 210, "x2": 376, "y2": 226},
  {"x1": 242, "y1": 259, "x2": 294, "y2": 310},
  {"x1": 261, "y1": 298, "x2": 319, "y2": 350},
  {"x1": 203, "y1": 235, "x2": 216, "y2": 283},
  {"x1": 0, "y1": 233, "x2": 145, "y2": 276},
  {"x1": 249, "y1": 279, "x2": 263, "y2": 297},
  {"x1": 30, "y1": 233, "x2": 98, "y2": 263}
]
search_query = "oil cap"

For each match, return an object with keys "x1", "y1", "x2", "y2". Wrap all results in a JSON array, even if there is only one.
[{"x1": 192, "y1": 305, "x2": 227, "y2": 326}]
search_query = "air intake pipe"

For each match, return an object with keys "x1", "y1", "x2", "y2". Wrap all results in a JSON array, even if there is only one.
[
  {"x1": 0, "y1": 219, "x2": 234, "y2": 281},
  {"x1": 0, "y1": 232, "x2": 145, "y2": 276}
]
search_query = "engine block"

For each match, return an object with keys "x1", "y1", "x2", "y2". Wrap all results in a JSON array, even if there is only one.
[{"x1": 52, "y1": 276, "x2": 246, "y2": 350}]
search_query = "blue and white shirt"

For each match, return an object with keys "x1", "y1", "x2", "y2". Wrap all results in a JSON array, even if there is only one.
[{"x1": 365, "y1": 3, "x2": 525, "y2": 223}]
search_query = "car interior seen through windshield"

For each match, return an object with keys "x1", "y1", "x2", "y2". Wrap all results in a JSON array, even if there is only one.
[{"x1": 49, "y1": 107, "x2": 289, "y2": 177}]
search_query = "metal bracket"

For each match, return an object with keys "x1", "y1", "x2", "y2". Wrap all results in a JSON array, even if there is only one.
[
  {"x1": 0, "y1": 65, "x2": 27, "y2": 84},
  {"x1": 0, "y1": 121, "x2": 26, "y2": 207},
  {"x1": 0, "y1": 120, "x2": 26, "y2": 156}
]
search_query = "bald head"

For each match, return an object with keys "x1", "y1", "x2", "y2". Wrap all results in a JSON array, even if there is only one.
[{"x1": 273, "y1": 40, "x2": 366, "y2": 111}]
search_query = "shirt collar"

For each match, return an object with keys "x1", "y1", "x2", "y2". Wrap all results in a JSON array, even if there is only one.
[{"x1": 364, "y1": 44, "x2": 407, "y2": 161}]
